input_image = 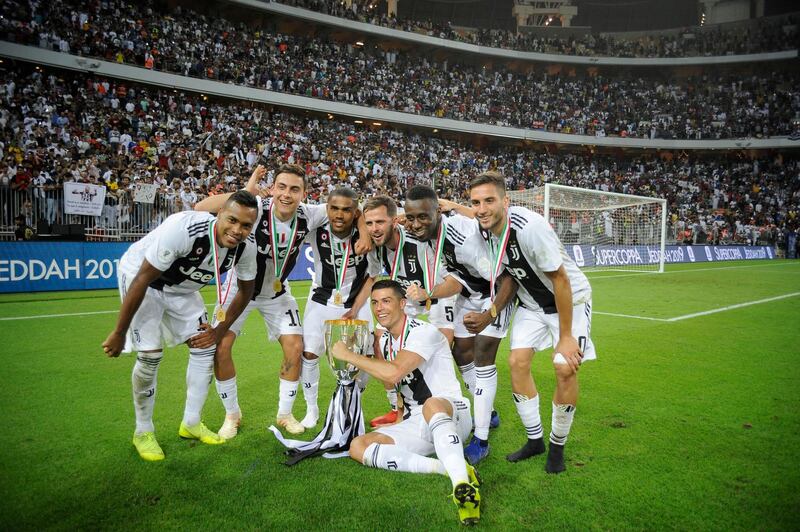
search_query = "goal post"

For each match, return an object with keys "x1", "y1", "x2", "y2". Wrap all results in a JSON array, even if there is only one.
[{"x1": 508, "y1": 183, "x2": 668, "y2": 273}]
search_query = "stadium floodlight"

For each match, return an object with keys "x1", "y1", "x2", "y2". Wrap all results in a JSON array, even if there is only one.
[{"x1": 508, "y1": 183, "x2": 668, "y2": 273}]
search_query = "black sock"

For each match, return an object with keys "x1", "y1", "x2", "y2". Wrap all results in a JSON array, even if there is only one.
[
  {"x1": 545, "y1": 443, "x2": 566, "y2": 474},
  {"x1": 506, "y1": 437, "x2": 546, "y2": 462}
]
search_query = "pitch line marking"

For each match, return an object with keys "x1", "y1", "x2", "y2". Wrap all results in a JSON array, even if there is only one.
[
  {"x1": 593, "y1": 311, "x2": 668, "y2": 322},
  {"x1": 595, "y1": 291, "x2": 800, "y2": 323},
  {"x1": 664, "y1": 292, "x2": 800, "y2": 322}
]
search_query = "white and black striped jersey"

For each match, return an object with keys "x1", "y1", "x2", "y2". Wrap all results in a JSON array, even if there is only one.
[
  {"x1": 244, "y1": 196, "x2": 328, "y2": 299},
  {"x1": 368, "y1": 226, "x2": 448, "y2": 313},
  {"x1": 438, "y1": 213, "x2": 492, "y2": 301},
  {"x1": 119, "y1": 211, "x2": 257, "y2": 295},
  {"x1": 306, "y1": 223, "x2": 382, "y2": 308},
  {"x1": 379, "y1": 319, "x2": 464, "y2": 416},
  {"x1": 479, "y1": 206, "x2": 591, "y2": 314}
]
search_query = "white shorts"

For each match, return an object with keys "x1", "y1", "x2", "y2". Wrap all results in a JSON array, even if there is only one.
[
  {"x1": 118, "y1": 270, "x2": 208, "y2": 353},
  {"x1": 302, "y1": 299, "x2": 373, "y2": 356},
  {"x1": 453, "y1": 295, "x2": 513, "y2": 339},
  {"x1": 218, "y1": 283, "x2": 303, "y2": 341},
  {"x1": 375, "y1": 396, "x2": 472, "y2": 456},
  {"x1": 377, "y1": 295, "x2": 456, "y2": 333},
  {"x1": 509, "y1": 300, "x2": 596, "y2": 361},
  {"x1": 429, "y1": 295, "x2": 455, "y2": 330}
]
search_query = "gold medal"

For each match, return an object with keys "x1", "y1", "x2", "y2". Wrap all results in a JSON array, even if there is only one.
[
  {"x1": 425, "y1": 298, "x2": 432, "y2": 312},
  {"x1": 215, "y1": 307, "x2": 226, "y2": 323},
  {"x1": 273, "y1": 279, "x2": 282, "y2": 292},
  {"x1": 489, "y1": 304, "x2": 497, "y2": 319},
  {"x1": 334, "y1": 291, "x2": 343, "y2": 306}
]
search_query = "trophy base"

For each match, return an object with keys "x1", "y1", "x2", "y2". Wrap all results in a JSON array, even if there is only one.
[{"x1": 269, "y1": 380, "x2": 365, "y2": 466}]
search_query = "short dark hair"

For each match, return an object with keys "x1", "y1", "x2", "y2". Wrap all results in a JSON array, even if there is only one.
[
  {"x1": 329, "y1": 186, "x2": 358, "y2": 203},
  {"x1": 469, "y1": 171, "x2": 506, "y2": 195},
  {"x1": 225, "y1": 189, "x2": 258, "y2": 210},
  {"x1": 275, "y1": 163, "x2": 307, "y2": 190},
  {"x1": 363, "y1": 195, "x2": 397, "y2": 217},
  {"x1": 371, "y1": 279, "x2": 406, "y2": 299},
  {"x1": 406, "y1": 185, "x2": 438, "y2": 203}
]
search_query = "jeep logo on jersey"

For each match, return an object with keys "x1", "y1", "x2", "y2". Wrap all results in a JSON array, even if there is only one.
[
  {"x1": 324, "y1": 254, "x2": 365, "y2": 268},
  {"x1": 256, "y1": 243, "x2": 289, "y2": 259},
  {"x1": 508, "y1": 266, "x2": 528, "y2": 280},
  {"x1": 178, "y1": 265, "x2": 214, "y2": 283}
]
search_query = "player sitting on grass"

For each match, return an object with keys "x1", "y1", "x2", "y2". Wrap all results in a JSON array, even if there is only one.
[{"x1": 332, "y1": 280, "x2": 481, "y2": 526}]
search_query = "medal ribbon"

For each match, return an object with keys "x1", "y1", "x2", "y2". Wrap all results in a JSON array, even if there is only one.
[
  {"x1": 422, "y1": 222, "x2": 445, "y2": 297},
  {"x1": 209, "y1": 220, "x2": 233, "y2": 310},
  {"x1": 388, "y1": 226, "x2": 405, "y2": 280},
  {"x1": 269, "y1": 199, "x2": 299, "y2": 283},
  {"x1": 328, "y1": 227, "x2": 352, "y2": 295},
  {"x1": 389, "y1": 315, "x2": 411, "y2": 362},
  {"x1": 488, "y1": 215, "x2": 511, "y2": 301}
]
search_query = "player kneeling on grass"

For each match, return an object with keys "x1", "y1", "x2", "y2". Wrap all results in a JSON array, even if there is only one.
[
  {"x1": 331, "y1": 280, "x2": 481, "y2": 526},
  {"x1": 102, "y1": 191, "x2": 259, "y2": 462}
]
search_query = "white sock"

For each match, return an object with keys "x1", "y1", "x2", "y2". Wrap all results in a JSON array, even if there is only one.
[
  {"x1": 550, "y1": 403, "x2": 576, "y2": 446},
  {"x1": 458, "y1": 362, "x2": 476, "y2": 396},
  {"x1": 301, "y1": 357, "x2": 320, "y2": 412},
  {"x1": 278, "y1": 378, "x2": 299, "y2": 416},
  {"x1": 362, "y1": 442, "x2": 445, "y2": 475},
  {"x1": 514, "y1": 393, "x2": 544, "y2": 440},
  {"x1": 132, "y1": 351, "x2": 162, "y2": 434},
  {"x1": 386, "y1": 388, "x2": 398, "y2": 410},
  {"x1": 473, "y1": 364, "x2": 498, "y2": 440},
  {"x1": 182, "y1": 347, "x2": 215, "y2": 427},
  {"x1": 215, "y1": 376, "x2": 240, "y2": 416},
  {"x1": 428, "y1": 412, "x2": 469, "y2": 488}
]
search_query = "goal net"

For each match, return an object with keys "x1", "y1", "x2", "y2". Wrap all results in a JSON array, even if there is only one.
[{"x1": 507, "y1": 183, "x2": 667, "y2": 273}]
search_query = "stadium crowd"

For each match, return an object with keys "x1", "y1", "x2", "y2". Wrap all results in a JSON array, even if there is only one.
[
  {"x1": 2, "y1": 1, "x2": 799, "y2": 139},
  {"x1": 2, "y1": 69, "x2": 798, "y2": 250},
  {"x1": 277, "y1": 0, "x2": 799, "y2": 58}
]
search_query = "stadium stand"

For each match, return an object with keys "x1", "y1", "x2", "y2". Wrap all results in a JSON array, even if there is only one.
[
  {"x1": 0, "y1": 67, "x2": 797, "y2": 248},
  {"x1": 1, "y1": 1, "x2": 798, "y2": 140},
  {"x1": 276, "y1": 0, "x2": 799, "y2": 58}
]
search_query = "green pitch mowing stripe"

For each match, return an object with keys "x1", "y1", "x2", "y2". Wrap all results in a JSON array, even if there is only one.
[{"x1": 0, "y1": 261, "x2": 798, "y2": 529}]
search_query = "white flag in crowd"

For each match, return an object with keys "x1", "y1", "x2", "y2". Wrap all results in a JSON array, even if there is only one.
[
  {"x1": 133, "y1": 183, "x2": 159, "y2": 204},
  {"x1": 63, "y1": 182, "x2": 106, "y2": 216}
]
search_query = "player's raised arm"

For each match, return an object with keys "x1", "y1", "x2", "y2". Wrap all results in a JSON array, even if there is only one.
[
  {"x1": 354, "y1": 209, "x2": 373, "y2": 255},
  {"x1": 195, "y1": 192, "x2": 234, "y2": 213},
  {"x1": 439, "y1": 198, "x2": 475, "y2": 218},
  {"x1": 102, "y1": 260, "x2": 164, "y2": 357},
  {"x1": 194, "y1": 166, "x2": 266, "y2": 213},
  {"x1": 244, "y1": 164, "x2": 267, "y2": 195}
]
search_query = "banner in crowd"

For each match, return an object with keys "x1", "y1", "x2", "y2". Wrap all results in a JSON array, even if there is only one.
[
  {"x1": 568, "y1": 244, "x2": 775, "y2": 268},
  {"x1": 63, "y1": 182, "x2": 106, "y2": 216},
  {"x1": 0, "y1": 242, "x2": 778, "y2": 293},
  {"x1": 132, "y1": 183, "x2": 159, "y2": 204}
]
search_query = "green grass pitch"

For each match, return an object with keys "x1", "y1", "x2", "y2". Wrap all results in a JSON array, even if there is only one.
[{"x1": 1, "y1": 259, "x2": 799, "y2": 530}]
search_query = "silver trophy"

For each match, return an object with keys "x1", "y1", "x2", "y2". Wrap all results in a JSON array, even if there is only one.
[
  {"x1": 324, "y1": 319, "x2": 370, "y2": 383},
  {"x1": 270, "y1": 318, "x2": 369, "y2": 465}
]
